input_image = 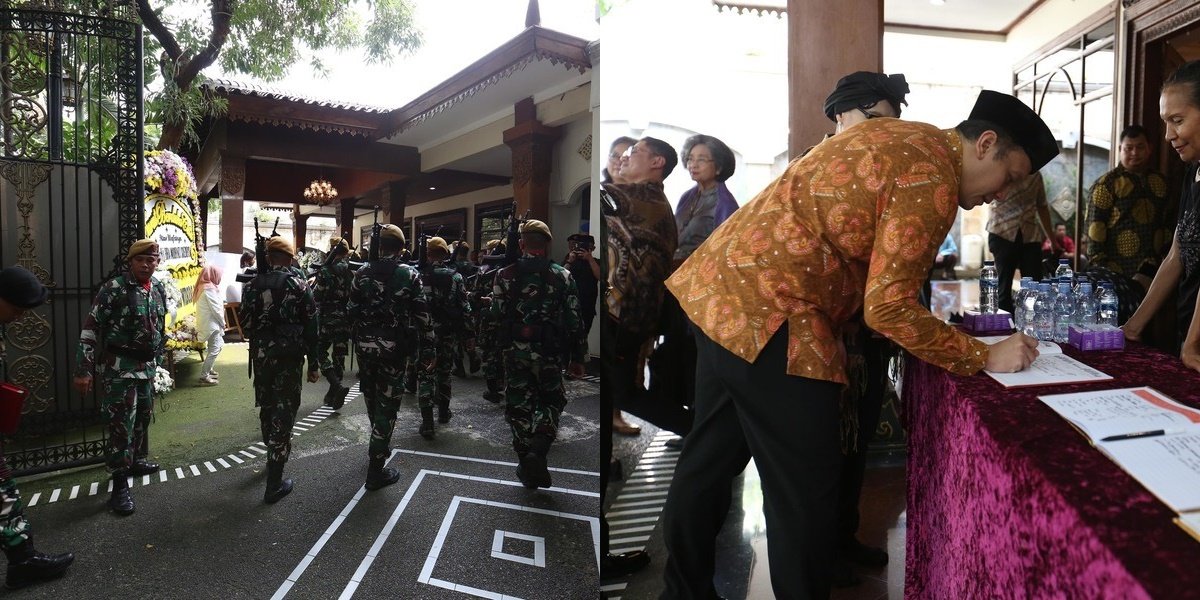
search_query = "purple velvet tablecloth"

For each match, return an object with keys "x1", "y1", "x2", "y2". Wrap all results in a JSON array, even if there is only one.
[{"x1": 903, "y1": 341, "x2": 1200, "y2": 599}]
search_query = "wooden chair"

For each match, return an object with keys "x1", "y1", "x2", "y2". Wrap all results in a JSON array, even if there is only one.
[{"x1": 224, "y1": 302, "x2": 245, "y2": 340}]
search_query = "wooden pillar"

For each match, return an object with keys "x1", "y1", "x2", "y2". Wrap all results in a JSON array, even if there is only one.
[
  {"x1": 385, "y1": 181, "x2": 407, "y2": 226},
  {"x1": 294, "y1": 211, "x2": 308, "y2": 252},
  {"x1": 219, "y1": 157, "x2": 246, "y2": 253},
  {"x1": 787, "y1": 0, "x2": 883, "y2": 158},
  {"x1": 503, "y1": 97, "x2": 560, "y2": 222},
  {"x1": 338, "y1": 197, "x2": 356, "y2": 242}
]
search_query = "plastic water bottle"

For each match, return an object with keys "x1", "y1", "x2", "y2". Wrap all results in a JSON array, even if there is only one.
[
  {"x1": 1098, "y1": 282, "x2": 1119, "y2": 327},
  {"x1": 979, "y1": 260, "x2": 998, "y2": 314},
  {"x1": 1053, "y1": 281, "x2": 1074, "y2": 343},
  {"x1": 1020, "y1": 279, "x2": 1039, "y2": 338},
  {"x1": 1013, "y1": 277, "x2": 1034, "y2": 330},
  {"x1": 1075, "y1": 282, "x2": 1097, "y2": 326},
  {"x1": 1055, "y1": 258, "x2": 1074, "y2": 285},
  {"x1": 1034, "y1": 282, "x2": 1055, "y2": 341}
]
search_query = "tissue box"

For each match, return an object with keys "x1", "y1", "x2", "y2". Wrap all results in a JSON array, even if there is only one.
[
  {"x1": 963, "y1": 309, "x2": 1013, "y2": 333},
  {"x1": 1068, "y1": 324, "x2": 1125, "y2": 351}
]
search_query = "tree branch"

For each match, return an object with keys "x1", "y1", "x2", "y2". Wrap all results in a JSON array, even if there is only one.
[
  {"x1": 174, "y1": 0, "x2": 234, "y2": 91},
  {"x1": 137, "y1": 0, "x2": 183, "y2": 60}
]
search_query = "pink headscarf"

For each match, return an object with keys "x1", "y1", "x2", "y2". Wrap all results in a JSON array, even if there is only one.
[{"x1": 192, "y1": 264, "x2": 223, "y2": 303}]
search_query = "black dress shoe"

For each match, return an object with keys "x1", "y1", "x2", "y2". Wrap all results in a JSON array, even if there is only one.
[
  {"x1": 600, "y1": 550, "x2": 650, "y2": 579},
  {"x1": 129, "y1": 459, "x2": 160, "y2": 476},
  {"x1": 108, "y1": 487, "x2": 135, "y2": 516},
  {"x1": 5, "y1": 551, "x2": 74, "y2": 589},
  {"x1": 830, "y1": 559, "x2": 863, "y2": 588},
  {"x1": 664, "y1": 436, "x2": 684, "y2": 450},
  {"x1": 843, "y1": 538, "x2": 888, "y2": 567}
]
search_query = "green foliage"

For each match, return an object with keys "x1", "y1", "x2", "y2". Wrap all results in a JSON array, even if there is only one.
[
  {"x1": 141, "y1": 0, "x2": 423, "y2": 148},
  {"x1": 145, "y1": 76, "x2": 229, "y2": 149}
]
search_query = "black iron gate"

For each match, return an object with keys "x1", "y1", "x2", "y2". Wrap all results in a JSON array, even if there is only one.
[{"x1": 0, "y1": 1, "x2": 143, "y2": 475}]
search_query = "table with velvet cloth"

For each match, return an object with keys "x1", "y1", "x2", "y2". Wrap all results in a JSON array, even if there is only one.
[{"x1": 902, "y1": 340, "x2": 1200, "y2": 599}]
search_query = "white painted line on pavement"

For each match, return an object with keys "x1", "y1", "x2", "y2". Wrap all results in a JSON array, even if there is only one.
[
  {"x1": 27, "y1": 493, "x2": 39, "y2": 506},
  {"x1": 142, "y1": 475, "x2": 151, "y2": 486},
  {"x1": 68, "y1": 485, "x2": 79, "y2": 500},
  {"x1": 217, "y1": 458, "x2": 231, "y2": 469},
  {"x1": 48, "y1": 489, "x2": 59, "y2": 503},
  {"x1": 204, "y1": 461, "x2": 217, "y2": 473},
  {"x1": 228, "y1": 454, "x2": 244, "y2": 464},
  {"x1": 159, "y1": 470, "x2": 168, "y2": 483},
  {"x1": 89, "y1": 482, "x2": 98, "y2": 496},
  {"x1": 239, "y1": 450, "x2": 256, "y2": 459},
  {"x1": 394, "y1": 449, "x2": 601, "y2": 477},
  {"x1": 175, "y1": 467, "x2": 186, "y2": 479}
]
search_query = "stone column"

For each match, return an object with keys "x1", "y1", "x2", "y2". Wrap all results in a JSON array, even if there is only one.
[
  {"x1": 503, "y1": 97, "x2": 560, "y2": 222},
  {"x1": 787, "y1": 0, "x2": 883, "y2": 158}
]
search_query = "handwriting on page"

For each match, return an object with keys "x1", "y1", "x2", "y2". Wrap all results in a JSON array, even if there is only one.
[{"x1": 1098, "y1": 433, "x2": 1200, "y2": 513}]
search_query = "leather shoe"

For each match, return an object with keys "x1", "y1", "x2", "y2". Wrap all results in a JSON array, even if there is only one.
[
  {"x1": 600, "y1": 550, "x2": 650, "y2": 579},
  {"x1": 843, "y1": 538, "x2": 888, "y2": 567},
  {"x1": 264, "y1": 478, "x2": 294, "y2": 504},
  {"x1": 130, "y1": 459, "x2": 160, "y2": 476},
  {"x1": 516, "y1": 454, "x2": 552, "y2": 489},
  {"x1": 108, "y1": 488, "x2": 134, "y2": 516},
  {"x1": 664, "y1": 436, "x2": 684, "y2": 450},
  {"x1": 5, "y1": 551, "x2": 74, "y2": 589}
]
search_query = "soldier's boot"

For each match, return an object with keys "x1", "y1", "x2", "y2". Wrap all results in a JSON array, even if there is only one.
[
  {"x1": 404, "y1": 370, "x2": 417, "y2": 394},
  {"x1": 3, "y1": 539, "x2": 74, "y2": 590},
  {"x1": 324, "y1": 377, "x2": 351, "y2": 410},
  {"x1": 364, "y1": 457, "x2": 401, "y2": 491},
  {"x1": 264, "y1": 461, "x2": 294, "y2": 504},
  {"x1": 516, "y1": 435, "x2": 554, "y2": 489},
  {"x1": 453, "y1": 355, "x2": 467, "y2": 378},
  {"x1": 468, "y1": 352, "x2": 481, "y2": 375},
  {"x1": 129, "y1": 458, "x2": 160, "y2": 477},
  {"x1": 437, "y1": 401, "x2": 452, "y2": 424},
  {"x1": 108, "y1": 471, "x2": 135, "y2": 516},
  {"x1": 482, "y1": 379, "x2": 503, "y2": 404},
  {"x1": 419, "y1": 407, "x2": 436, "y2": 440}
]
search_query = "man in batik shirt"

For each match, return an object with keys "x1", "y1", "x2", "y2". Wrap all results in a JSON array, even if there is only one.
[
  {"x1": 1086, "y1": 124, "x2": 1171, "y2": 277},
  {"x1": 659, "y1": 91, "x2": 1056, "y2": 599}
]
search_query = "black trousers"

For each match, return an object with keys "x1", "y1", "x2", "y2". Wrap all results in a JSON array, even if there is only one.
[
  {"x1": 660, "y1": 325, "x2": 843, "y2": 600},
  {"x1": 602, "y1": 313, "x2": 692, "y2": 435},
  {"x1": 835, "y1": 333, "x2": 888, "y2": 547},
  {"x1": 988, "y1": 231, "x2": 1044, "y2": 313}
]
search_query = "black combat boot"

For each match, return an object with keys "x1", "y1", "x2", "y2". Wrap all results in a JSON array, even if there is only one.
[
  {"x1": 364, "y1": 457, "x2": 401, "y2": 491},
  {"x1": 516, "y1": 435, "x2": 553, "y2": 489},
  {"x1": 437, "y1": 401, "x2": 452, "y2": 424},
  {"x1": 404, "y1": 370, "x2": 417, "y2": 394},
  {"x1": 130, "y1": 458, "x2": 160, "y2": 477},
  {"x1": 108, "y1": 471, "x2": 135, "y2": 516},
  {"x1": 264, "y1": 461, "x2": 294, "y2": 504},
  {"x1": 482, "y1": 379, "x2": 503, "y2": 403},
  {"x1": 324, "y1": 377, "x2": 350, "y2": 410},
  {"x1": 419, "y1": 407, "x2": 436, "y2": 440},
  {"x1": 3, "y1": 539, "x2": 73, "y2": 590},
  {"x1": 468, "y1": 353, "x2": 481, "y2": 375},
  {"x1": 453, "y1": 356, "x2": 467, "y2": 378}
]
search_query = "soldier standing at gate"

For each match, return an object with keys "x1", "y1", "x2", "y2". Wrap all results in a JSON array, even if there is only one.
[
  {"x1": 347, "y1": 224, "x2": 435, "y2": 489},
  {"x1": 314, "y1": 237, "x2": 353, "y2": 409},
  {"x1": 486, "y1": 220, "x2": 586, "y2": 488},
  {"x1": 1, "y1": 267, "x2": 75, "y2": 588},
  {"x1": 239, "y1": 237, "x2": 326, "y2": 504},
  {"x1": 416, "y1": 237, "x2": 473, "y2": 439},
  {"x1": 73, "y1": 239, "x2": 167, "y2": 516}
]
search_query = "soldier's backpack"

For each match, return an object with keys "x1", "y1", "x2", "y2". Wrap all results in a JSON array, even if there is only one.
[
  {"x1": 357, "y1": 260, "x2": 416, "y2": 354},
  {"x1": 424, "y1": 266, "x2": 464, "y2": 324},
  {"x1": 501, "y1": 258, "x2": 567, "y2": 354},
  {"x1": 251, "y1": 269, "x2": 306, "y2": 358},
  {"x1": 110, "y1": 278, "x2": 167, "y2": 362}
]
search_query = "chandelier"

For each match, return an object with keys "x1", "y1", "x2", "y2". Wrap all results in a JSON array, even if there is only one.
[{"x1": 303, "y1": 178, "x2": 338, "y2": 206}]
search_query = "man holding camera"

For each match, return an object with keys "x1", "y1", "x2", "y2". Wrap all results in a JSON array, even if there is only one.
[{"x1": 564, "y1": 233, "x2": 600, "y2": 339}]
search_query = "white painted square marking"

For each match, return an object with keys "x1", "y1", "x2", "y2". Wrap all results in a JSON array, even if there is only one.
[
  {"x1": 240, "y1": 450, "x2": 256, "y2": 459},
  {"x1": 250, "y1": 446, "x2": 267, "y2": 455},
  {"x1": 27, "y1": 493, "x2": 39, "y2": 506},
  {"x1": 229, "y1": 454, "x2": 245, "y2": 464},
  {"x1": 89, "y1": 482, "x2": 99, "y2": 496},
  {"x1": 490, "y1": 530, "x2": 546, "y2": 568},
  {"x1": 48, "y1": 489, "x2": 60, "y2": 503},
  {"x1": 142, "y1": 475, "x2": 150, "y2": 486},
  {"x1": 159, "y1": 470, "x2": 168, "y2": 482},
  {"x1": 189, "y1": 464, "x2": 201, "y2": 477}
]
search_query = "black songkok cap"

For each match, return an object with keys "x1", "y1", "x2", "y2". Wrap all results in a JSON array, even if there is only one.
[
  {"x1": 968, "y1": 90, "x2": 1060, "y2": 172},
  {"x1": 823, "y1": 72, "x2": 910, "y2": 122},
  {"x1": 0, "y1": 266, "x2": 48, "y2": 309}
]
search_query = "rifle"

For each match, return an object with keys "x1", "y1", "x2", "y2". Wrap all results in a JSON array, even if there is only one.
[
  {"x1": 412, "y1": 224, "x2": 444, "y2": 271},
  {"x1": 480, "y1": 201, "x2": 525, "y2": 270},
  {"x1": 368, "y1": 206, "x2": 381, "y2": 263},
  {"x1": 235, "y1": 216, "x2": 279, "y2": 283}
]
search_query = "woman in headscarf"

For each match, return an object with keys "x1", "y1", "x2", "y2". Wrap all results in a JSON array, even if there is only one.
[
  {"x1": 193, "y1": 264, "x2": 225, "y2": 386},
  {"x1": 674, "y1": 134, "x2": 740, "y2": 266}
]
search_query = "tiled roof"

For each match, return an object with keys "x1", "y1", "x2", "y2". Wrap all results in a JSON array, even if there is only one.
[{"x1": 204, "y1": 78, "x2": 392, "y2": 114}]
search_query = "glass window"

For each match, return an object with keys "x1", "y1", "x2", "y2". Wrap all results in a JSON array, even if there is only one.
[{"x1": 476, "y1": 202, "x2": 513, "y2": 249}]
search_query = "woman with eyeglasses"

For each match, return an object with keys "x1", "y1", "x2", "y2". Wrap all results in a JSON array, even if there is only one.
[
  {"x1": 604, "y1": 136, "x2": 637, "y2": 184},
  {"x1": 675, "y1": 135, "x2": 740, "y2": 266}
]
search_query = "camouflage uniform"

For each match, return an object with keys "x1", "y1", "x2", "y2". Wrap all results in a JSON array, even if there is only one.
[
  {"x1": 451, "y1": 259, "x2": 481, "y2": 376},
  {"x1": 489, "y1": 255, "x2": 586, "y2": 457},
  {"x1": 239, "y1": 266, "x2": 325, "y2": 467},
  {"x1": 474, "y1": 264, "x2": 506, "y2": 400},
  {"x1": 314, "y1": 257, "x2": 353, "y2": 397},
  {"x1": 347, "y1": 256, "x2": 434, "y2": 461},
  {"x1": 0, "y1": 335, "x2": 30, "y2": 551},
  {"x1": 416, "y1": 261, "x2": 472, "y2": 432},
  {"x1": 75, "y1": 274, "x2": 167, "y2": 474}
]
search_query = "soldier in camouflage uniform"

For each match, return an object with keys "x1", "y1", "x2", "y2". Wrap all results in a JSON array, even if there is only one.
[
  {"x1": 347, "y1": 224, "x2": 435, "y2": 489},
  {"x1": 476, "y1": 239, "x2": 507, "y2": 403},
  {"x1": 416, "y1": 237, "x2": 473, "y2": 439},
  {"x1": 239, "y1": 237, "x2": 327, "y2": 504},
  {"x1": 314, "y1": 237, "x2": 353, "y2": 408},
  {"x1": 486, "y1": 221, "x2": 586, "y2": 489},
  {"x1": 73, "y1": 239, "x2": 168, "y2": 516},
  {"x1": 0, "y1": 267, "x2": 74, "y2": 588},
  {"x1": 450, "y1": 241, "x2": 481, "y2": 377}
]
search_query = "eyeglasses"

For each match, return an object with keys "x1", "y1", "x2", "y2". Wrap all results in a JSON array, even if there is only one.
[
  {"x1": 621, "y1": 145, "x2": 648, "y2": 160},
  {"x1": 685, "y1": 156, "x2": 713, "y2": 166},
  {"x1": 856, "y1": 108, "x2": 883, "y2": 121}
]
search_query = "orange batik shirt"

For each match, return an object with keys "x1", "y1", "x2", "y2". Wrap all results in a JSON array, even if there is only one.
[{"x1": 666, "y1": 119, "x2": 989, "y2": 385}]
